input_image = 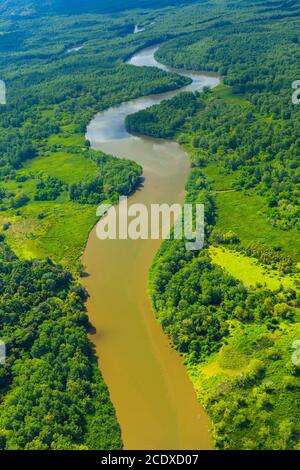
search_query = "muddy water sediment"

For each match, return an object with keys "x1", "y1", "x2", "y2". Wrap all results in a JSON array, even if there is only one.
[{"x1": 83, "y1": 45, "x2": 220, "y2": 450}]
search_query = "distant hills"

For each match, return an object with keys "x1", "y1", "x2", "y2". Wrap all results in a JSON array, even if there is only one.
[{"x1": 0, "y1": 0, "x2": 201, "y2": 17}]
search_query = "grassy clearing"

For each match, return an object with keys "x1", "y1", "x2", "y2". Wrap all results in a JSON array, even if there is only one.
[
  {"x1": 203, "y1": 162, "x2": 238, "y2": 191},
  {"x1": 188, "y1": 321, "x2": 300, "y2": 449},
  {"x1": 200, "y1": 353, "x2": 250, "y2": 379},
  {"x1": 211, "y1": 84, "x2": 252, "y2": 107},
  {"x1": 23, "y1": 150, "x2": 98, "y2": 184},
  {"x1": 209, "y1": 246, "x2": 299, "y2": 290},
  {"x1": 47, "y1": 133, "x2": 85, "y2": 147},
  {"x1": 215, "y1": 190, "x2": 300, "y2": 260},
  {"x1": 196, "y1": 332, "x2": 254, "y2": 380},
  {"x1": 201, "y1": 161, "x2": 300, "y2": 260},
  {"x1": 198, "y1": 86, "x2": 300, "y2": 261},
  {"x1": 0, "y1": 146, "x2": 100, "y2": 269},
  {"x1": 1, "y1": 200, "x2": 97, "y2": 269},
  {"x1": 0, "y1": 104, "x2": 101, "y2": 269},
  {"x1": 189, "y1": 321, "x2": 298, "y2": 388}
]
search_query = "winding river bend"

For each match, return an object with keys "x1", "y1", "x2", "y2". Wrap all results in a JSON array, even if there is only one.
[{"x1": 83, "y1": 45, "x2": 220, "y2": 450}]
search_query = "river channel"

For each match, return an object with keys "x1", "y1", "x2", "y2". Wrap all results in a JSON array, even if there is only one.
[{"x1": 83, "y1": 44, "x2": 220, "y2": 450}]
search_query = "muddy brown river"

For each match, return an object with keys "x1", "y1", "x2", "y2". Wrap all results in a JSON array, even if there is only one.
[{"x1": 83, "y1": 45, "x2": 220, "y2": 450}]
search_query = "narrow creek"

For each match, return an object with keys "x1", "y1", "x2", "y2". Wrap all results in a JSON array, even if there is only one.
[{"x1": 83, "y1": 44, "x2": 220, "y2": 450}]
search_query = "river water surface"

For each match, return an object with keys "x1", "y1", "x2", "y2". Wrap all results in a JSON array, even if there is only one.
[{"x1": 83, "y1": 45, "x2": 220, "y2": 450}]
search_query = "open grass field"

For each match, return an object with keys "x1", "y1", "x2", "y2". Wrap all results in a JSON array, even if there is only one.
[
  {"x1": 214, "y1": 190, "x2": 300, "y2": 260},
  {"x1": 203, "y1": 162, "x2": 238, "y2": 191},
  {"x1": 198, "y1": 86, "x2": 300, "y2": 262},
  {"x1": 202, "y1": 163, "x2": 300, "y2": 261},
  {"x1": 190, "y1": 321, "x2": 300, "y2": 386},
  {"x1": 23, "y1": 149, "x2": 98, "y2": 184},
  {"x1": 0, "y1": 145, "x2": 100, "y2": 269},
  {"x1": 209, "y1": 246, "x2": 299, "y2": 290},
  {"x1": 188, "y1": 320, "x2": 300, "y2": 449},
  {"x1": 0, "y1": 199, "x2": 97, "y2": 269},
  {"x1": 210, "y1": 84, "x2": 252, "y2": 108}
]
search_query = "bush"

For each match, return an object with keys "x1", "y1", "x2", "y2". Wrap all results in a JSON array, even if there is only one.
[{"x1": 10, "y1": 193, "x2": 30, "y2": 209}]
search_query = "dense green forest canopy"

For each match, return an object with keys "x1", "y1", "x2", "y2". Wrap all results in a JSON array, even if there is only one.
[
  {"x1": 0, "y1": 0, "x2": 299, "y2": 451},
  {"x1": 129, "y1": 9, "x2": 300, "y2": 232},
  {"x1": 0, "y1": 242, "x2": 122, "y2": 449},
  {"x1": 150, "y1": 239, "x2": 300, "y2": 449},
  {"x1": 0, "y1": 0, "x2": 202, "y2": 16}
]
